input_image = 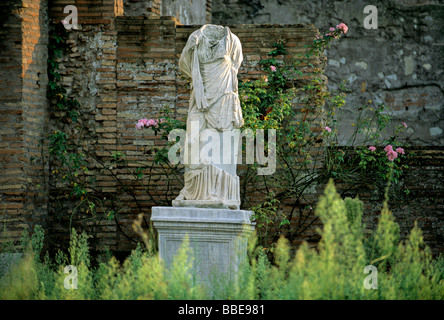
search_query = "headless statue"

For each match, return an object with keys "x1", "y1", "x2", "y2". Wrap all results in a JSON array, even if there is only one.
[{"x1": 173, "y1": 24, "x2": 244, "y2": 210}]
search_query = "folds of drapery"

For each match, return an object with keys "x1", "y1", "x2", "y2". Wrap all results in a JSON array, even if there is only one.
[
  {"x1": 182, "y1": 164, "x2": 240, "y2": 202},
  {"x1": 179, "y1": 29, "x2": 209, "y2": 111},
  {"x1": 177, "y1": 25, "x2": 243, "y2": 203},
  {"x1": 178, "y1": 25, "x2": 243, "y2": 128}
]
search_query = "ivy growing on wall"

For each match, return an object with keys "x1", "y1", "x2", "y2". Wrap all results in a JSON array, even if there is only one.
[{"x1": 47, "y1": 23, "x2": 79, "y2": 123}]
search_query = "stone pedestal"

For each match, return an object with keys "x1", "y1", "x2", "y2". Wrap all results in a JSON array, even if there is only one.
[
  {"x1": 172, "y1": 199, "x2": 240, "y2": 210},
  {"x1": 151, "y1": 206, "x2": 255, "y2": 289}
]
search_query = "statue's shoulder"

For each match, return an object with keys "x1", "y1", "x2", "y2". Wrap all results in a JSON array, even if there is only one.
[
  {"x1": 192, "y1": 28, "x2": 205, "y2": 38},
  {"x1": 228, "y1": 31, "x2": 242, "y2": 48},
  {"x1": 226, "y1": 28, "x2": 240, "y2": 41}
]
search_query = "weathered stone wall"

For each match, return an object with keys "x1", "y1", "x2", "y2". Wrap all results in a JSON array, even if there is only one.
[
  {"x1": 22, "y1": 0, "x2": 50, "y2": 237},
  {"x1": 212, "y1": 0, "x2": 444, "y2": 146},
  {"x1": 49, "y1": 0, "x2": 123, "y2": 23},
  {"x1": 47, "y1": 0, "x2": 121, "y2": 253},
  {"x1": 122, "y1": 0, "x2": 161, "y2": 16},
  {"x1": 161, "y1": 0, "x2": 211, "y2": 25},
  {"x1": 0, "y1": 0, "x2": 49, "y2": 248},
  {"x1": 0, "y1": 0, "x2": 26, "y2": 246}
]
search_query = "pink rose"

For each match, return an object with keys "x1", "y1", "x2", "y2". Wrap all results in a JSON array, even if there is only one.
[
  {"x1": 336, "y1": 23, "x2": 348, "y2": 34},
  {"x1": 325, "y1": 126, "x2": 332, "y2": 132},
  {"x1": 386, "y1": 150, "x2": 398, "y2": 161},
  {"x1": 270, "y1": 65, "x2": 277, "y2": 72},
  {"x1": 136, "y1": 119, "x2": 147, "y2": 129},
  {"x1": 137, "y1": 118, "x2": 160, "y2": 129},
  {"x1": 329, "y1": 27, "x2": 335, "y2": 31},
  {"x1": 369, "y1": 146, "x2": 376, "y2": 152},
  {"x1": 147, "y1": 119, "x2": 158, "y2": 127},
  {"x1": 396, "y1": 147, "x2": 405, "y2": 155},
  {"x1": 402, "y1": 122, "x2": 407, "y2": 128},
  {"x1": 384, "y1": 145, "x2": 393, "y2": 152}
]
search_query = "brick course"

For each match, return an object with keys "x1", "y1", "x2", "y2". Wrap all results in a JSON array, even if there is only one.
[{"x1": 0, "y1": 0, "x2": 49, "y2": 248}]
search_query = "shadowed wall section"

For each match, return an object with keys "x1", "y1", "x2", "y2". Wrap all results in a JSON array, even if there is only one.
[{"x1": 0, "y1": 0, "x2": 49, "y2": 248}]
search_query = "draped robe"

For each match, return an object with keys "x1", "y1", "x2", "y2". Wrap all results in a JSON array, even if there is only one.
[{"x1": 176, "y1": 25, "x2": 244, "y2": 206}]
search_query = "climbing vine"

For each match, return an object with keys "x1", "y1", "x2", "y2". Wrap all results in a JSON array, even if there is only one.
[{"x1": 235, "y1": 24, "x2": 410, "y2": 252}]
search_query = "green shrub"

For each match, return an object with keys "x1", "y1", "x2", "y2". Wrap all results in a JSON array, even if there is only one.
[{"x1": 1, "y1": 181, "x2": 442, "y2": 300}]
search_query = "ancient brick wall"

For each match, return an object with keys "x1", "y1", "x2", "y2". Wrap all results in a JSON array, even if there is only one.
[
  {"x1": 0, "y1": 0, "x2": 49, "y2": 248},
  {"x1": 49, "y1": 0, "x2": 121, "y2": 24},
  {"x1": 0, "y1": 0, "x2": 442, "y2": 258},
  {"x1": 47, "y1": 0, "x2": 124, "y2": 253},
  {"x1": 122, "y1": 0, "x2": 161, "y2": 17},
  {"x1": 0, "y1": 0, "x2": 25, "y2": 246},
  {"x1": 22, "y1": 0, "x2": 50, "y2": 236}
]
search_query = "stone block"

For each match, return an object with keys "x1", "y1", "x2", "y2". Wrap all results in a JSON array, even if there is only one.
[{"x1": 151, "y1": 206, "x2": 255, "y2": 290}]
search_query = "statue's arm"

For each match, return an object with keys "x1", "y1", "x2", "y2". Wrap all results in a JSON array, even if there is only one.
[
  {"x1": 179, "y1": 31, "x2": 200, "y2": 78},
  {"x1": 230, "y1": 35, "x2": 243, "y2": 92},
  {"x1": 231, "y1": 35, "x2": 243, "y2": 71}
]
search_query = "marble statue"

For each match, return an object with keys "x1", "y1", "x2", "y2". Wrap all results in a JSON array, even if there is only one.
[{"x1": 173, "y1": 24, "x2": 244, "y2": 210}]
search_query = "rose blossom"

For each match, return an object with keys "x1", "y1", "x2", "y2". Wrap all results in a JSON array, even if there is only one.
[
  {"x1": 270, "y1": 65, "x2": 277, "y2": 72},
  {"x1": 336, "y1": 23, "x2": 348, "y2": 34},
  {"x1": 396, "y1": 147, "x2": 405, "y2": 155},
  {"x1": 136, "y1": 118, "x2": 148, "y2": 129},
  {"x1": 136, "y1": 118, "x2": 159, "y2": 129},
  {"x1": 369, "y1": 146, "x2": 376, "y2": 152},
  {"x1": 325, "y1": 126, "x2": 332, "y2": 132},
  {"x1": 147, "y1": 119, "x2": 158, "y2": 127},
  {"x1": 386, "y1": 150, "x2": 398, "y2": 161},
  {"x1": 402, "y1": 122, "x2": 408, "y2": 128},
  {"x1": 384, "y1": 145, "x2": 393, "y2": 152}
]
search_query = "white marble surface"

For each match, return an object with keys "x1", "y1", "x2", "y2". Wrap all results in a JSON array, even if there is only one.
[
  {"x1": 151, "y1": 206, "x2": 254, "y2": 288},
  {"x1": 175, "y1": 24, "x2": 244, "y2": 208}
]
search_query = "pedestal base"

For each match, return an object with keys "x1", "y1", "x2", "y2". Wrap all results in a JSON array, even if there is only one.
[
  {"x1": 151, "y1": 206, "x2": 255, "y2": 290},
  {"x1": 172, "y1": 199, "x2": 240, "y2": 210}
]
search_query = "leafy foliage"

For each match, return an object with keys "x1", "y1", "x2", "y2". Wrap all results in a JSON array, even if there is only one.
[
  {"x1": 1, "y1": 181, "x2": 442, "y2": 300},
  {"x1": 235, "y1": 26, "x2": 410, "y2": 250}
]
